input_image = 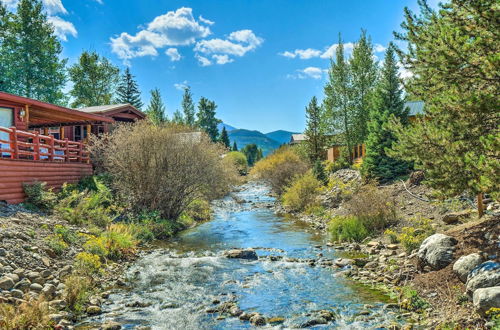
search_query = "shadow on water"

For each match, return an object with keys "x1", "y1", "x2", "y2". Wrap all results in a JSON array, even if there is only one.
[{"x1": 79, "y1": 182, "x2": 400, "y2": 329}]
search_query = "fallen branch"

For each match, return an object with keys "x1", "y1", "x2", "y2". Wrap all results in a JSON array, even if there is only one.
[{"x1": 400, "y1": 180, "x2": 431, "y2": 202}]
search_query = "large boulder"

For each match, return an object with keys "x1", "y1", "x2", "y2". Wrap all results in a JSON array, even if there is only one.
[
  {"x1": 417, "y1": 234, "x2": 457, "y2": 270},
  {"x1": 0, "y1": 276, "x2": 15, "y2": 290},
  {"x1": 466, "y1": 261, "x2": 500, "y2": 296},
  {"x1": 224, "y1": 249, "x2": 258, "y2": 260},
  {"x1": 453, "y1": 253, "x2": 483, "y2": 283},
  {"x1": 473, "y1": 286, "x2": 500, "y2": 316}
]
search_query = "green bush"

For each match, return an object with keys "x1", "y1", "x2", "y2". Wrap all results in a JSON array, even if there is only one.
[
  {"x1": 45, "y1": 234, "x2": 68, "y2": 255},
  {"x1": 328, "y1": 216, "x2": 369, "y2": 242},
  {"x1": 182, "y1": 199, "x2": 211, "y2": 222},
  {"x1": 74, "y1": 252, "x2": 102, "y2": 275},
  {"x1": 53, "y1": 225, "x2": 78, "y2": 244},
  {"x1": 64, "y1": 274, "x2": 92, "y2": 314},
  {"x1": 83, "y1": 224, "x2": 137, "y2": 261},
  {"x1": 224, "y1": 151, "x2": 248, "y2": 175},
  {"x1": 128, "y1": 210, "x2": 181, "y2": 241},
  {"x1": 22, "y1": 181, "x2": 57, "y2": 212},
  {"x1": 385, "y1": 217, "x2": 435, "y2": 252},
  {"x1": 312, "y1": 160, "x2": 328, "y2": 185},
  {"x1": 282, "y1": 172, "x2": 322, "y2": 212}
]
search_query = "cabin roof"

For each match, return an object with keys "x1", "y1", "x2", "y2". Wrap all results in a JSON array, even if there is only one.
[
  {"x1": 405, "y1": 101, "x2": 425, "y2": 116},
  {"x1": 0, "y1": 91, "x2": 114, "y2": 128},
  {"x1": 77, "y1": 104, "x2": 146, "y2": 120},
  {"x1": 290, "y1": 133, "x2": 307, "y2": 142}
]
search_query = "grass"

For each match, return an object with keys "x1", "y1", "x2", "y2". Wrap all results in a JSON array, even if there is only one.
[
  {"x1": 64, "y1": 274, "x2": 93, "y2": 315},
  {"x1": 328, "y1": 215, "x2": 369, "y2": 242},
  {"x1": 0, "y1": 298, "x2": 53, "y2": 329}
]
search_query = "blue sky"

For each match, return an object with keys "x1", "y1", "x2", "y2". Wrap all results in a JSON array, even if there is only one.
[{"x1": 2, "y1": 0, "x2": 437, "y2": 133}]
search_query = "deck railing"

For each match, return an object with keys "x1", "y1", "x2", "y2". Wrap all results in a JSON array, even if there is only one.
[{"x1": 0, "y1": 126, "x2": 90, "y2": 163}]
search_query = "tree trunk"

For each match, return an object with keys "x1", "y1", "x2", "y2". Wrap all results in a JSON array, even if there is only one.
[{"x1": 477, "y1": 193, "x2": 484, "y2": 218}]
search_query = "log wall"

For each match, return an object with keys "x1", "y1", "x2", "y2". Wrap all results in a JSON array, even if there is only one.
[{"x1": 0, "y1": 159, "x2": 92, "y2": 204}]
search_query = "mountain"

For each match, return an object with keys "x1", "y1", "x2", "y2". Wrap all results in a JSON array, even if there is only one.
[
  {"x1": 217, "y1": 122, "x2": 237, "y2": 132},
  {"x1": 228, "y1": 129, "x2": 282, "y2": 156},
  {"x1": 265, "y1": 130, "x2": 299, "y2": 145}
]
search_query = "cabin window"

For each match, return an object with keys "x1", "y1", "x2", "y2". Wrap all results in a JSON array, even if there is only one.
[
  {"x1": 0, "y1": 107, "x2": 14, "y2": 157},
  {"x1": 74, "y1": 125, "x2": 82, "y2": 141}
]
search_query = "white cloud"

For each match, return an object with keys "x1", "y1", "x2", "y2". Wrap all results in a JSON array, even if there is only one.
[
  {"x1": 280, "y1": 42, "x2": 386, "y2": 60},
  {"x1": 374, "y1": 44, "x2": 386, "y2": 53},
  {"x1": 174, "y1": 80, "x2": 189, "y2": 90},
  {"x1": 320, "y1": 42, "x2": 355, "y2": 59},
  {"x1": 199, "y1": 15, "x2": 214, "y2": 25},
  {"x1": 94, "y1": 0, "x2": 103, "y2": 4},
  {"x1": 0, "y1": 0, "x2": 17, "y2": 9},
  {"x1": 279, "y1": 48, "x2": 321, "y2": 59},
  {"x1": 43, "y1": 0, "x2": 67, "y2": 15},
  {"x1": 111, "y1": 7, "x2": 212, "y2": 61},
  {"x1": 47, "y1": 16, "x2": 76, "y2": 41},
  {"x1": 288, "y1": 67, "x2": 326, "y2": 80},
  {"x1": 398, "y1": 62, "x2": 413, "y2": 80},
  {"x1": 166, "y1": 48, "x2": 181, "y2": 61},
  {"x1": 195, "y1": 54, "x2": 211, "y2": 66},
  {"x1": 194, "y1": 29, "x2": 263, "y2": 65}
]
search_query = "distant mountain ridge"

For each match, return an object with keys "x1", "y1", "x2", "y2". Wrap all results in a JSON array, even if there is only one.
[{"x1": 265, "y1": 130, "x2": 299, "y2": 145}]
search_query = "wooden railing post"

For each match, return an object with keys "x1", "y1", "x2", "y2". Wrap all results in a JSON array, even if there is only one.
[
  {"x1": 49, "y1": 135, "x2": 54, "y2": 161},
  {"x1": 33, "y1": 131, "x2": 40, "y2": 161},
  {"x1": 9, "y1": 127, "x2": 18, "y2": 160},
  {"x1": 78, "y1": 141, "x2": 83, "y2": 163},
  {"x1": 65, "y1": 138, "x2": 69, "y2": 162}
]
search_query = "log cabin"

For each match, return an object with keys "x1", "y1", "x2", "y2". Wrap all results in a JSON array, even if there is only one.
[{"x1": 0, "y1": 92, "x2": 115, "y2": 204}]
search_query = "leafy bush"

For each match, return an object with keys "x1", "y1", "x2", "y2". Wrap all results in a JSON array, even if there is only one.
[
  {"x1": 251, "y1": 146, "x2": 309, "y2": 195},
  {"x1": 127, "y1": 211, "x2": 181, "y2": 241},
  {"x1": 53, "y1": 225, "x2": 78, "y2": 244},
  {"x1": 64, "y1": 274, "x2": 92, "y2": 314},
  {"x1": 282, "y1": 172, "x2": 322, "y2": 212},
  {"x1": 74, "y1": 252, "x2": 102, "y2": 275},
  {"x1": 45, "y1": 234, "x2": 68, "y2": 255},
  {"x1": 385, "y1": 217, "x2": 435, "y2": 252},
  {"x1": 83, "y1": 224, "x2": 137, "y2": 261},
  {"x1": 328, "y1": 215, "x2": 369, "y2": 242},
  {"x1": 0, "y1": 298, "x2": 53, "y2": 329},
  {"x1": 22, "y1": 181, "x2": 57, "y2": 212},
  {"x1": 399, "y1": 286, "x2": 429, "y2": 312},
  {"x1": 89, "y1": 121, "x2": 237, "y2": 220},
  {"x1": 182, "y1": 199, "x2": 211, "y2": 222},
  {"x1": 224, "y1": 151, "x2": 248, "y2": 175}
]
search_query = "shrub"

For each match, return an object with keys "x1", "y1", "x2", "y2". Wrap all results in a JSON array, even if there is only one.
[
  {"x1": 251, "y1": 146, "x2": 309, "y2": 195},
  {"x1": 64, "y1": 274, "x2": 92, "y2": 314},
  {"x1": 45, "y1": 234, "x2": 68, "y2": 255},
  {"x1": 282, "y1": 172, "x2": 322, "y2": 212},
  {"x1": 224, "y1": 151, "x2": 248, "y2": 175},
  {"x1": 0, "y1": 298, "x2": 53, "y2": 329},
  {"x1": 22, "y1": 181, "x2": 57, "y2": 212},
  {"x1": 385, "y1": 217, "x2": 435, "y2": 252},
  {"x1": 53, "y1": 225, "x2": 78, "y2": 244},
  {"x1": 74, "y1": 252, "x2": 102, "y2": 275},
  {"x1": 128, "y1": 211, "x2": 181, "y2": 240},
  {"x1": 328, "y1": 216, "x2": 369, "y2": 242},
  {"x1": 89, "y1": 121, "x2": 237, "y2": 220},
  {"x1": 182, "y1": 199, "x2": 211, "y2": 222},
  {"x1": 83, "y1": 224, "x2": 137, "y2": 261},
  {"x1": 399, "y1": 286, "x2": 429, "y2": 312},
  {"x1": 312, "y1": 160, "x2": 328, "y2": 185}
]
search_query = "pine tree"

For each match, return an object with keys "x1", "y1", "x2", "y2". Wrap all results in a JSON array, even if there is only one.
[
  {"x1": 171, "y1": 109, "x2": 184, "y2": 124},
  {"x1": 304, "y1": 96, "x2": 326, "y2": 161},
  {"x1": 362, "y1": 43, "x2": 410, "y2": 182},
  {"x1": 116, "y1": 67, "x2": 143, "y2": 109},
  {"x1": 69, "y1": 51, "x2": 120, "y2": 108},
  {"x1": 0, "y1": 0, "x2": 67, "y2": 104},
  {"x1": 390, "y1": 0, "x2": 499, "y2": 216},
  {"x1": 197, "y1": 97, "x2": 220, "y2": 142},
  {"x1": 232, "y1": 142, "x2": 238, "y2": 151},
  {"x1": 145, "y1": 88, "x2": 166, "y2": 125},
  {"x1": 350, "y1": 30, "x2": 378, "y2": 143},
  {"x1": 324, "y1": 35, "x2": 355, "y2": 164},
  {"x1": 313, "y1": 159, "x2": 328, "y2": 185},
  {"x1": 182, "y1": 86, "x2": 196, "y2": 127},
  {"x1": 219, "y1": 126, "x2": 230, "y2": 148},
  {"x1": 242, "y1": 144, "x2": 261, "y2": 166}
]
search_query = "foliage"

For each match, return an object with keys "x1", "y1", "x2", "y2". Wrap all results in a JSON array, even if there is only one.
[
  {"x1": 83, "y1": 224, "x2": 137, "y2": 261},
  {"x1": 182, "y1": 199, "x2": 211, "y2": 222},
  {"x1": 45, "y1": 234, "x2": 68, "y2": 255},
  {"x1": 390, "y1": 0, "x2": 500, "y2": 210},
  {"x1": 325, "y1": 147, "x2": 351, "y2": 173},
  {"x1": 181, "y1": 86, "x2": 196, "y2": 127},
  {"x1": 232, "y1": 141, "x2": 238, "y2": 151},
  {"x1": 328, "y1": 215, "x2": 369, "y2": 242},
  {"x1": 0, "y1": 297, "x2": 53, "y2": 329},
  {"x1": 304, "y1": 96, "x2": 327, "y2": 161},
  {"x1": 171, "y1": 109, "x2": 184, "y2": 124},
  {"x1": 64, "y1": 274, "x2": 92, "y2": 314},
  {"x1": 362, "y1": 43, "x2": 410, "y2": 182},
  {"x1": 116, "y1": 67, "x2": 143, "y2": 109},
  {"x1": 53, "y1": 225, "x2": 78, "y2": 244},
  {"x1": 251, "y1": 146, "x2": 309, "y2": 195},
  {"x1": 312, "y1": 159, "x2": 328, "y2": 185},
  {"x1": 399, "y1": 286, "x2": 429, "y2": 312},
  {"x1": 385, "y1": 216, "x2": 435, "y2": 252},
  {"x1": 0, "y1": 0, "x2": 67, "y2": 104},
  {"x1": 145, "y1": 88, "x2": 166, "y2": 125},
  {"x1": 241, "y1": 143, "x2": 263, "y2": 167},
  {"x1": 224, "y1": 151, "x2": 248, "y2": 175},
  {"x1": 219, "y1": 126, "x2": 230, "y2": 148},
  {"x1": 89, "y1": 121, "x2": 236, "y2": 220},
  {"x1": 197, "y1": 97, "x2": 220, "y2": 142},
  {"x1": 74, "y1": 252, "x2": 102, "y2": 275},
  {"x1": 22, "y1": 181, "x2": 57, "y2": 212},
  {"x1": 282, "y1": 172, "x2": 322, "y2": 212},
  {"x1": 69, "y1": 51, "x2": 120, "y2": 108}
]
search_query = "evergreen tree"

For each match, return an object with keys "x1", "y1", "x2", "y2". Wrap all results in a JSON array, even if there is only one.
[
  {"x1": 145, "y1": 88, "x2": 166, "y2": 125},
  {"x1": 171, "y1": 109, "x2": 184, "y2": 124},
  {"x1": 313, "y1": 159, "x2": 328, "y2": 185},
  {"x1": 116, "y1": 67, "x2": 143, "y2": 109},
  {"x1": 182, "y1": 86, "x2": 196, "y2": 127},
  {"x1": 69, "y1": 51, "x2": 120, "y2": 108},
  {"x1": 323, "y1": 35, "x2": 355, "y2": 164},
  {"x1": 242, "y1": 144, "x2": 262, "y2": 166},
  {"x1": 362, "y1": 43, "x2": 409, "y2": 182},
  {"x1": 232, "y1": 142, "x2": 238, "y2": 151},
  {"x1": 304, "y1": 96, "x2": 327, "y2": 161},
  {"x1": 390, "y1": 0, "x2": 499, "y2": 216},
  {"x1": 197, "y1": 97, "x2": 220, "y2": 142},
  {"x1": 219, "y1": 126, "x2": 230, "y2": 148},
  {"x1": 350, "y1": 30, "x2": 378, "y2": 143},
  {"x1": 0, "y1": 0, "x2": 67, "y2": 104}
]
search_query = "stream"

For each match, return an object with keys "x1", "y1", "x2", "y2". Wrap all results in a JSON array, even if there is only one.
[{"x1": 81, "y1": 182, "x2": 402, "y2": 329}]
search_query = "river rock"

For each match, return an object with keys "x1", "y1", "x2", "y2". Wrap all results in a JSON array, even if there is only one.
[
  {"x1": 13, "y1": 278, "x2": 31, "y2": 292},
  {"x1": 442, "y1": 210, "x2": 471, "y2": 224},
  {"x1": 0, "y1": 276, "x2": 15, "y2": 290},
  {"x1": 101, "y1": 321, "x2": 122, "y2": 330},
  {"x1": 417, "y1": 234, "x2": 457, "y2": 270},
  {"x1": 224, "y1": 249, "x2": 258, "y2": 260},
  {"x1": 466, "y1": 261, "x2": 500, "y2": 296},
  {"x1": 335, "y1": 258, "x2": 353, "y2": 267},
  {"x1": 249, "y1": 313, "x2": 266, "y2": 326},
  {"x1": 29, "y1": 283, "x2": 43, "y2": 292},
  {"x1": 41, "y1": 284, "x2": 56, "y2": 299},
  {"x1": 453, "y1": 253, "x2": 483, "y2": 283},
  {"x1": 86, "y1": 305, "x2": 102, "y2": 315},
  {"x1": 300, "y1": 317, "x2": 328, "y2": 327},
  {"x1": 473, "y1": 286, "x2": 500, "y2": 316}
]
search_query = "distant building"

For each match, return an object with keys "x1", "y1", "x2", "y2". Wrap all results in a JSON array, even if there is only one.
[{"x1": 290, "y1": 133, "x2": 307, "y2": 144}]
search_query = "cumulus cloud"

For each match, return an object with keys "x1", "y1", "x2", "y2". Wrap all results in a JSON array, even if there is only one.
[
  {"x1": 280, "y1": 42, "x2": 387, "y2": 60},
  {"x1": 111, "y1": 7, "x2": 212, "y2": 61},
  {"x1": 195, "y1": 54, "x2": 211, "y2": 66},
  {"x1": 174, "y1": 80, "x2": 189, "y2": 90},
  {"x1": 166, "y1": 48, "x2": 181, "y2": 61},
  {"x1": 199, "y1": 15, "x2": 214, "y2": 25},
  {"x1": 194, "y1": 29, "x2": 263, "y2": 65},
  {"x1": 47, "y1": 15, "x2": 77, "y2": 41},
  {"x1": 287, "y1": 67, "x2": 326, "y2": 80},
  {"x1": 279, "y1": 48, "x2": 321, "y2": 59},
  {"x1": 398, "y1": 62, "x2": 413, "y2": 80}
]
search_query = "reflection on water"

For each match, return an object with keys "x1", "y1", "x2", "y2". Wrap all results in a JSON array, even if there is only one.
[{"x1": 81, "y1": 183, "x2": 399, "y2": 329}]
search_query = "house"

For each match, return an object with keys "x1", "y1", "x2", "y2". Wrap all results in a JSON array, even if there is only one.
[
  {"x1": 0, "y1": 92, "x2": 114, "y2": 204},
  {"x1": 290, "y1": 133, "x2": 307, "y2": 144},
  {"x1": 326, "y1": 101, "x2": 425, "y2": 162}
]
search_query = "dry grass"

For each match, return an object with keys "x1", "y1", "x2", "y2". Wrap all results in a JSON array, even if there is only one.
[{"x1": 0, "y1": 297, "x2": 53, "y2": 329}]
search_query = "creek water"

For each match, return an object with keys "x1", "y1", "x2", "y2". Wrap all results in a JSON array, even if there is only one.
[{"x1": 82, "y1": 183, "x2": 401, "y2": 329}]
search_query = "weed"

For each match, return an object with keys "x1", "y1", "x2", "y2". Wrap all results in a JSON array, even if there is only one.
[
  {"x1": 22, "y1": 181, "x2": 57, "y2": 212},
  {"x1": 64, "y1": 274, "x2": 92, "y2": 314},
  {"x1": 328, "y1": 216, "x2": 369, "y2": 242},
  {"x1": 45, "y1": 234, "x2": 68, "y2": 255},
  {"x1": 74, "y1": 252, "x2": 102, "y2": 275},
  {"x1": 0, "y1": 297, "x2": 53, "y2": 329},
  {"x1": 399, "y1": 286, "x2": 429, "y2": 312},
  {"x1": 385, "y1": 217, "x2": 435, "y2": 253},
  {"x1": 54, "y1": 224, "x2": 78, "y2": 244}
]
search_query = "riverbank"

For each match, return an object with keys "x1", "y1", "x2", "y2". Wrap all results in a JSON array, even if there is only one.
[{"x1": 275, "y1": 170, "x2": 500, "y2": 329}]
